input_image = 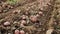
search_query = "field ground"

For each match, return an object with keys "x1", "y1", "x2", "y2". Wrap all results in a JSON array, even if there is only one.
[{"x1": 0, "y1": 0, "x2": 60, "y2": 34}]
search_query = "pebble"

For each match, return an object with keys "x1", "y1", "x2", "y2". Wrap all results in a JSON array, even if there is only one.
[
  {"x1": 58, "y1": 11, "x2": 60, "y2": 13},
  {"x1": 3, "y1": 21, "x2": 10, "y2": 26},
  {"x1": 12, "y1": 27, "x2": 16, "y2": 30},
  {"x1": 46, "y1": 29, "x2": 54, "y2": 34},
  {"x1": 13, "y1": 10, "x2": 21, "y2": 14},
  {"x1": 8, "y1": 33, "x2": 11, "y2": 34}
]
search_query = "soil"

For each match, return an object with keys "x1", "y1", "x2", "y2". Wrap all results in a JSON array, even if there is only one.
[{"x1": 0, "y1": 0, "x2": 60, "y2": 34}]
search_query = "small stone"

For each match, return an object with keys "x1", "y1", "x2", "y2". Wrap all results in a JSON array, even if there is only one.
[
  {"x1": 4, "y1": 21, "x2": 10, "y2": 26},
  {"x1": 47, "y1": 3, "x2": 51, "y2": 5},
  {"x1": 26, "y1": 33, "x2": 29, "y2": 34},
  {"x1": 58, "y1": 11, "x2": 60, "y2": 13},
  {"x1": 7, "y1": 26, "x2": 10, "y2": 30},
  {"x1": 25, "y1": 12, "x2": 29, "y2": 15},
  {"x1": 28, "y1": 7, "x2": 30, "y2": 9},
  {"x1": 46, "y1": 29, "x2": 54, "y2": 34},
  {"x1": 13, "y1": 10, "x2": 21, "y2": 14},
  {"x1": 3, "y1": 10, "x2": 8, "y2": 13},
  {"x1": 42, "y1": 28, "x2": 45, "y2": 31},
  {"x1": 13, "y1": 21, "x2": 18, "y2": 24},
  {"x1": 8, "y1": 33, "x2": 11, "y2": 34},
  {"x1": 12, "y1": 27, "x2": 16, "y2": 30},
  {"x1": 8, "y1": 5, "x2": 13, "y2": 9}
]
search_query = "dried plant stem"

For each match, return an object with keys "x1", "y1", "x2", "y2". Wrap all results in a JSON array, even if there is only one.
[{"x1": 46, "y1": 0, "x2": 57, "y2": 34}]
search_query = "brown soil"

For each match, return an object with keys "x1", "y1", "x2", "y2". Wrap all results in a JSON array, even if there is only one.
[{"x1": 0, "y1": 0, "x2": 60, "y2": 34}]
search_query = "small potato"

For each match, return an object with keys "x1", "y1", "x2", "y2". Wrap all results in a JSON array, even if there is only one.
[
  {"x1": 15, "y1": 29, "x2": 20, "y2": 34},
  {"x1": 30, "y1": 15, "x2": 38, "y2": 22},
  {"x1": 20, "y1": 30, "x2": 25, "y2": 34},
  {"x1": 38, "y1": 11, "x2": 43, "y2": 15},
  {"x1": 21, "y1": 20, "x2": 26, "y2": 24}
]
